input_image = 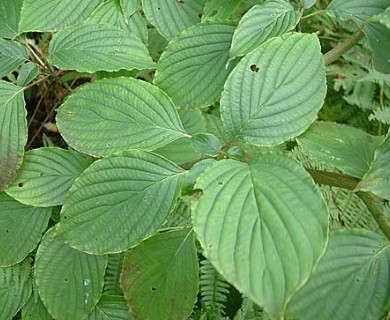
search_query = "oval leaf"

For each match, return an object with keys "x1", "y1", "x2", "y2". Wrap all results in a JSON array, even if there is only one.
[
  {"x1": 56, "y1": 77, "x2": 188, "y2": 157},
  {"x1": 191, "y1": 133, "x2": 222, "y2": 157},
  {"x1": 221, "y1": 33, "x2": 326, "y2": 146},
  {"x1": 17, "y1": 62, "x2": 39, "y2": 87},
  {"x1": 19, "y1": 0, "x2": 101, "y2": 32},
  {"x1": 0, "y1": 39, "x2": 28, "y2": 77},
  {"x1": 0, "y1": 258, "x2": 32, "y2": 320},
  {"x1": 297, "y1": 122, "x2": 383, "y2": 178},
  {"x1": 55, "y1": 150, "x2": 186, "y2": 254},
  {"x1": 0, "y1": 193, "x2": 51, "y2": 267},
  {"x1": 120, "y1": 228, "x2": 199, "y2": 320},
  {"x1": 35, "y1": 228, "x2": 107, "y2": 320},
  {"x1": 48, "y1": 22, "x2": 155, "y2": 73},
  {"x1": 287, "y1": 229, "x2": 390, "y2": 320},
  {"x1": 0, "y1": 0, "x2": 23, "y2": 38},
  {"x1": 5, "y1": 147, "x2": 92, "y2": 207},
  {"x1": 0, "y1": 81, "x2": 26, "y2": 191},
  {"x1": 192, "y1": 153, "x2": 329, "y2": 318},
  {"x1": 155, "y1": 22, "x2": 235, "y2": 108},
  {"x1": 142, "y1": 0, "x2": 205, "y2": 40},
  {"x1": 357, "y1": 133, "x2": 390, "y2": 199},
  {"x1": 230, "y1": 0, "x2": 301, "y2": 58}
]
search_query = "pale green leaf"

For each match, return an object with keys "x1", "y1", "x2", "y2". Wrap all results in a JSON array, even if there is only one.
[
  {"x1": 88, "y1": 295, "x2": 132, "y2": 320},
  {"x1": 203, "y1": 0, "x2": 242, "y2": 21},
  {"x1": 230, "y1": 0, "x2": 301, "y2": 58},
  {"x1": 5, "y1": 147, "x2": 92, "y2": 207},
  {"x1": 181, "y1": 159, "x2": 217, "y2": 195},
  {"x1": 0, "y1": 81, "x2": 26, "y2": 191},
  {"x1": 127, "y1": 12, "x2": 149, "y2": 44},
  {"x1": 357, "y1": 134, "x2": 390, "y2": 199},
  {"x1": 327, "y1": 0, "x2": 390, "y2": 23},
  {"x1": 48, "y1": 22, "x2": 155, "y2": 73},
  {"x1": 0, "y1": 193, "x2": 51, "y2": 267},
  {"x1": 19, "y1": 0, "x2": 101, "y2": 32},
  {"x1": 0, "y1": 258, "x2": 32, "y2": 320},
  {"x1": 221, "y1": 33, "x2": 326, "y2": 146},
  {"x1": 154, "y1": 109, "x2": 206, "y2": 164},
  {"x1": 369, "y1": 107, "x2": 390, "y2": 124},
  {"x1": 155, "y1": 22, "x2": 236, "y2": 108},
  {"x1": 17, "y1": 62, "x2": 39, "y2": 87},
  {"x1": 35, "y1": 228, "x2": 107, "y2": 320},
  {"x1": 364, "y1": 22, "x2": 390, "y2": 74},
  {"x1": 371, "y1": 7, "x2": 390, "y2": 28},
  {"x1": 142, "y1": 0, "x2": 205, "y2": 40},
  {"x1": 301, "y1": 0, "x2": 316, "y2": 9},
  {"x1": 0, "y1": 0, "x2": 23, "y2": 38},
  {"x1": 22, "y1": 294, "x2": 52, "y2": 320},
  {"x1": 297, "y1": 122, "x2": 383, "y2": 178},
  {"x1": 191, "y1": 133, "x2": 222, "y2": 157},
  {"x1": 192, "y1": 153, "x2": 329, "y2": 318},
  {"x1": 55, "y1": 150, "x2": 186, "y2": 254},
  {"x1": 120, "y1": 0, "x2": 141, "y2": 20},
  {"x1": 287, "y1": 229, "x2": 390, "y2": 320},
  {"x1": 0, "y1": 39, "x2": 28, "y2": 77},
  {"x1": 56, "y1": 77, "x2": 188, "y2": 157},
  {"x1": 120, "y1": 228, "x2": 199, "y2": 320}
]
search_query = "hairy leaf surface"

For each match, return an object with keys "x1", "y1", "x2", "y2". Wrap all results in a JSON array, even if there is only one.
[
  {"x1": 56, "y1": 150, "x2": 185, "y2": 254},
  {"x1": 5, "y1": 147, "x2": 92, "y2": 207},
  {"x1": 155, "y1": 22, "x2": 235, "y2": 108},
  {"x1": 0, "y1": 81, "x2": 26, "y2": 191},
  {"x1": 121, "y1": 228, "x2": 198, "y2": 320},
  {"x1": 0, "y1": 193, "x2": 51, "y2": 267},
  {"x1": 142, "y1": 0, "x2": 205, "y2": 40},
  {"x1": 35, "y1": 228, "x2": 107, "y2": 320},
  {"x1": 0, "y1": 39, "x2": 28, "y2": 77},
  {"x1": 230, "y1": 0, "x2": 300, "y2": 58},
  {"x1": 192, "y1": 153, "x2": 329, "y2": 318},
  {"x1": 48, "y1": 22, "x2": 155, "y2": 73},
  {"x1": 297, "y1": 122, "x2": 383, "y2": 178},
  {"x1": 221, "y1": 33, "x2": 326, "y2": 146},
  {"x1": 19, "y1": 0, "x2": 101, "y2": 32},
  {"x1": 287, "y1": 230, "x2": 390, "y2": 320},
  {"x1": 56, "y1": 77, "x2": 187, "y2": 157}
]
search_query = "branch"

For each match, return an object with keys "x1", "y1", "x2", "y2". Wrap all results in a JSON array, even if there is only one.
[
  {"x1": 323, "y1": 29, "x2": 365, "y2": 66},
  {"x1": 306, "y1": 169, "x2": 359, "y2": 190}
]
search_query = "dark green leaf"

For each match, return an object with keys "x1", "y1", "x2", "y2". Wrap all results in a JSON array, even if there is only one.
[
  {"x1": 17, "y1": 62, "x2": 39, "y2": 87},
  {"x1": 191, "y1": 133, "x2": 222, "y2": 157}
]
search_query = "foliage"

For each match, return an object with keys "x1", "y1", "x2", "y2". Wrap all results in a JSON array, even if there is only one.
[{"x1": 1, "y1": 0, "x2": 390, "y2": 319}]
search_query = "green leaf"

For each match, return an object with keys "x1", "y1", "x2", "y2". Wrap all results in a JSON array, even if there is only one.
[
  {"x1": 0, "y1": 81, "x2": 26, "y2": 191},
  {"x1": 301, "y1": 0, "x2": 316, "y2": 9},
  {"x1": 48, "y1": 22, "x2": 155, "y2": 73},
  {"x1": 155, "y1": 22, "x2": 236, "y2": 108},
  {"x1": 35, "y1": 228, "x2": 107, "y2": 320},
  {"x1": 88, "y1": 295, "x2": 133, "y2": 320},
  {"x1": 19, "y1": 0, "x2": 101, "y2": 32},
  {"x1": 154, "y1": 109, "x2": 206, "y2": 164},
  {"x1": 192, "y1": 153, "x2": 329, "y2": 318},
  {"x1": 287, "y1": 229, "x2": 390, "y2": 320},
  {"x1": 22, "y1": 294, "x2": 52, "y2": 320},
  {"x1": 0, "y1": 0, "x2": 23, "y2": 38},
  {"x1": 203, "y1": 0, "x2": 242, "y2": 21},
  {"x1": 364, "y1": 22, "x2": 390, "y2": 74},
  {"x1": 230, "y1": 0, "x2": 301, "y2": 58},
  {"x1": 182, "y1": 159, "x2": 217, "y2": 195},
  {"x1": 371, "y1": 7, "x2": 390, "y2": 28},
  {"x1": 142, "y1": 0, "x2": 205, "y2": 40},
  {"x1": 120, "y1": 228, "x2": 199, "y2": 320},
  {"x1": 227, "y1": 146, "x2": 245, "y2": 160},
  {"x1": 221, "y1": 33, "x2": 326, "y2": 146},
  {"x1": 104, "y1": 254, "x2": 124, "y2": 295},
  {"x1": 17, "y1": 62, "x2": 39, "y2": 87},
  {"x1": 297, "y1": 122, "x2": 383, "y2": 178},
  {"x1": 120, "y1": 0, "x2": 141, "y2": 20},
  {"x1": 327, "y1": 0, "x2": 389, "y2": 23},
  {"x1": 0, "y1": 258, "x2": 32, "y2": 320},
  {"x1": 357, "y1": 134, "x2": 390, "y2": 199},
  {"x1": 0, "y1": 39, "x2": 28, "y2": 77},
  {"x1": 0, "y1": 193, "x2": 51, "y2": 267},
  {"x1": 56, "y1": 77, "x2": 188, "y2": 157},
  {"x1": 5, "y1": 147, "x2": 92, "y2": 207},
  {"x1": 56, "y1": 150, "x2": 186, "y2": 254},
  {"x1": 191, "y1": 133, "x2": 222, "y2": 157}
]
